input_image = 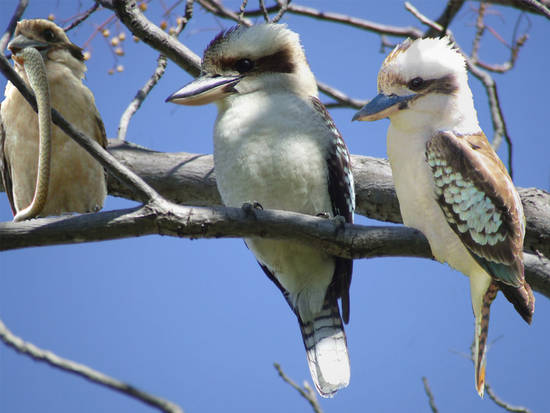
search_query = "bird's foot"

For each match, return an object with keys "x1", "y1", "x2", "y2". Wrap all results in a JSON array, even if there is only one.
[
  {"x1": 316, "y1": 212, "x2": 331, "y2": 219},
  {"x1": 332, "y1": 215, "x2": 346, "y2": 226},
  {"x1": 242, "y1": 201, "x2": 264, "y2": 217}
]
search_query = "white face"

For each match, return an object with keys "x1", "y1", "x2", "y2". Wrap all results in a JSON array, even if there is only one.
[
  {"x1": 355, "y1": 37, "x2": 479, "y2": 133},
  {"x1": 167, "y1": 24, "x2": 319, "y2": 108}
]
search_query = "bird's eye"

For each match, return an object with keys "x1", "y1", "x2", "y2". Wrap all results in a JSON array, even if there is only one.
[
  {"x1": 234, "y1": 58, "x2": 254, "y2": 74},
  {"x1": 408, "y1": 77, "x2": 425, "y2": 91},
  {"x1": 43, "y1": 29, "x2": 56, "y2": 42}
]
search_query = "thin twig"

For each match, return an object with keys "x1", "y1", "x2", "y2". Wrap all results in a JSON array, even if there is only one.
[
  {"x1": 466, "y1": 60, "x2": 513, "y2": 174},
  {"x1": 242, "y1": 2, "x2": 423, "y2": 37},
  {"x1": 405, "y1": 2, "x2": 447, "y2": 34},
  {"x1": 117, "y1": 0, "x2": 195, "y2": 141},
  {"x1": 0, "y1": 317, "x2": 184, "y2": 413},
  {"x1": 197, "y1": 0, "x2": 252, "y2": 26},
  {"x1": 273, "y1": 363, "x2": 323, "y2": 413},
  {"x1": 317, "y1": 80, "x2": 367, "y2": 109},
  {"x1": 272, "y1": 0, "x2": 291, "y2": 23},
  {"x1": 0, "y1": 0, "x2": 29, "y2": 54},
  {"x1": 238, "y1": 0, "x2": 249, "y2": 23},
  {"x1": 471, "y1": 2, "x2": 487, "y2": 61},
  {"x1": 485, "y1": 383, "x2": 532, "y2": 413},
  {"x1": 422, "y1": 377, "x2": 439, "y2": 413},
  {"x1": 117, "y1": 54, "x2": 168, "y2": 140},
  {"x1": 259, "y1": 0, "x2": 270, "y2": 22},
  {"x1": 64, "y1": 2, "x2": 101, "y2": 32},
  {"x1": 426, "y1": 0, "x2": 466, "y2": 37}
]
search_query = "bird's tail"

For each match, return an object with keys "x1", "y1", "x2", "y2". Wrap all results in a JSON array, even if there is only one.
[
  {"x1": 498, "y1": 280, "x2": 535, "y2": 324},
  {"x1": 298, "y1": 295, "x2": 350, "y2": 398},
  {"x1": 473, "y1": 281, "x2": 498, "y2": 398}
]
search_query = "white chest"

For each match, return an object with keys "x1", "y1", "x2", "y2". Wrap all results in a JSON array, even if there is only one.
[
  {"x1": 213, "y1": 93, "x2": 331, "y2": 216},
  {"x1": 387, "y1": 125, "x2": 480, "y2": 276}
]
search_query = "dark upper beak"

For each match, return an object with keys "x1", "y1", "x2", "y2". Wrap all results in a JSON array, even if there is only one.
[
  {"x1": 352, "y1": 93, "x2": 416, "y2": 121},
  {"x1": 166, "y1": 74, "x2": 242, "y2": 106},
  {"x1": 8, "y1": 34, "x2": 50, "y2": 56}
]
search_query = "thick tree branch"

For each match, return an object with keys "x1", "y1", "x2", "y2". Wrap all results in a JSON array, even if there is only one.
[
  {"x1": 96, "y1": 142, "x2": 550, "y2": 259},
  {"x1": 0, "y1": 317, "x2": 184, "y2": 413},
  {"x1": 0, "y1": 197, "x2": 548, "y2": 300},
  {"x1": 107, "y1": 0, "x2": 201, "y2": 76}
]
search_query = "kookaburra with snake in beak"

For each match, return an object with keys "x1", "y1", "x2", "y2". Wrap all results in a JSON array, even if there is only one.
[{"x1": 1, "y1": 19, "x2": 107, "y2": 221}]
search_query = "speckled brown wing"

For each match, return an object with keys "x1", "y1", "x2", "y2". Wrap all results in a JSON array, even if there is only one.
[
  {"x1": 426, "y1": 130, "x2": 533, "y2": 322},
  {"x1": 0, "y1": 105, "x2": 16, "y2": 215}
]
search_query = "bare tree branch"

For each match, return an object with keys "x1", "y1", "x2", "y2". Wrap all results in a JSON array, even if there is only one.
[
  {"x1": 117, "y1": 54, "x2": 168, "y2": 141},
  {"x1": 517, "y1": 0, "x2": 550, "y2": 18},
  {"x1": 485, "y1": 383, "x2": 532, "y2": 413},
  {"x1": 273, "y1": 363, "x2": 323, "y2": 413},
  {"x1": 100, "y1": 142, "x2": 550, "y2": 260},
  {"x1": 405, "y1": 2, "x2": 446, "y2": 33},
  {"x1": 317, "y1": 81, "x2": 367, "y2": 110},
  {"x1": 0, "y1": 0, "x2": 28, "y2": 53},
  {"x1": 64, "y1": 2, "x2": 101, "y2": 32},
  {"x1": 197, "y1": 0, "x2": 252, "y2": 26},
  {"x1": 272, "y1": 0, "x2": 291, "y2": 23},
  {"x1": 426, "y1": 0, "x2": 466, "y2": 37},
  {"x1": 422, "y1": 377, "x2": 439, "y2": 413},
  {"x1": 244, "y1": 2, "x2": 424, "y2": 37},
  {"x1": 0, "y1": 317, "x2": 184, "y2": 413},
  {"x1": 0, "y1": 195, "x2": 548, "y2": 300},
  {"x1": 117, "y1": 0, "x2": 195, "y2": 141},
  {"x1": 107, "y1": 0, "x2": 201, "y2": 76}
]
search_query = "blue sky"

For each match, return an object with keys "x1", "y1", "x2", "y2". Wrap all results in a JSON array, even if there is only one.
[{"x1": 1, "y1": 1, "x2": 549, "y2": 412}]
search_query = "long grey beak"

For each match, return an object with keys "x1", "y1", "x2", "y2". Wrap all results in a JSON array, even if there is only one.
[
  {"x1": 8, "y1": 34, "x2": 50, "y2": 55},
  {"x1": 352, "y1": 93, "x2": 415, "y2": 121},
  {"x1": 166, "y1": 74, "x2": 242, "y2": 106}
]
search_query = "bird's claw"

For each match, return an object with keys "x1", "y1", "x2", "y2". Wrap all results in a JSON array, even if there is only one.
[
  {"x1": 316, "y1": 212, "x2": 331, "y2": 219},
  {"x1": 242, "y1": 201, "x2": 264, "y2": 216}
]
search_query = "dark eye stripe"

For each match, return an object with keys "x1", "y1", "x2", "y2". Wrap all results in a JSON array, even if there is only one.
[{"x1": 216, "y1": 47, "x2": 295, "y2": 75}]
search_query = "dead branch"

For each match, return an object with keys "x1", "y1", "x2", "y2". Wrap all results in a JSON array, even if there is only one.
[
  {"x1": 273, "y1": 363, "x2": 323, "y2": 413},
  {"x1": 0, "y1": 317, "x2": 184, "y2": 413},
  {"x1": 422, "y1": 377, "x2": 439, "y2": 413}
]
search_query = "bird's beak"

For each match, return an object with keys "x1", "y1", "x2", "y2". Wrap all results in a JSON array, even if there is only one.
[
  {"x1": 352, "y1": 93, "x2": 415, "y2": 121},
  {"x1": 166, "y1": 74, "x2": 242, "y2": 106},
  {"x1": 8, "y1": 34, "x2": 50, "y2": 57}
]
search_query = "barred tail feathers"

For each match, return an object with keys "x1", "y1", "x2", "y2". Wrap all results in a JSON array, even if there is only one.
[
  {"x1": 472, "y1": 280, "x2": 498, "y2": 398},
  {"x1": 299, "y1": 298, "x2": 350, "y2": 398}
]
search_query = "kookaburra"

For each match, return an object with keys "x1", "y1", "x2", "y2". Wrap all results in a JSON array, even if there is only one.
[
  {"x1": 353, "y1": 37, "x2": 534, "y2": 397},
  {"x1": 167, "y1": 24, "x2": 355, "y2": 397},
  {"x1": 1, "y1": 19, "x2": 107, "y2": 219}
]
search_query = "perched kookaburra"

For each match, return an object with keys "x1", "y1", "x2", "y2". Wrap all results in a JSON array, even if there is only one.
[
  {"x1": 1, "y1": 19, "x2": 107, "y2": 219},
  {"x1": 166, "y1": 24, "x2": 355, "y2": 397},
  {"x1": 353, "y1": 37, "x2": 534, "y2": 397}
]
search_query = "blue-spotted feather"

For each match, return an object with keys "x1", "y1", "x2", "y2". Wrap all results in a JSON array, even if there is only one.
[{"x1": 426, "y1": 131, "x2": 534, "y2": 322}]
